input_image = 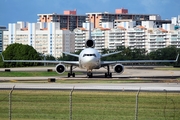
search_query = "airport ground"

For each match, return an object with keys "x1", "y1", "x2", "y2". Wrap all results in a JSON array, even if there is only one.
[
  {"x1": 0, "y1": 66, "x2": 180, "y2": 91},
  {"x1": 0, "y1": 66, "x2": 180, "y2": 120}
]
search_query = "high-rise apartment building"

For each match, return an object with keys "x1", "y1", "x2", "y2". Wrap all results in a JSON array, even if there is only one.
[
  {"x1": 3, "y1": 22, "x2": 75, "y2": 58},
  {"x1": 0, "y1": 26, "x2": 6, "y2": 53},
  {"x1": 74, "y1": 26, "x2": 108, "y2": 53},
  {"x1": 74, "y1": 23, "x2": 180, "y2": 53},
  {"x1": 37, "y1": 10, "x2": 86, "y2": 31},
  {"x1": 86, "y1": 8, "x2": 171, "y2": 29}
]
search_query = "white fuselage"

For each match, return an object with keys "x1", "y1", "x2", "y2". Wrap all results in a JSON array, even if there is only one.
[{"x1": 79, "y1": 48, "x2": 101, "y2": 71}]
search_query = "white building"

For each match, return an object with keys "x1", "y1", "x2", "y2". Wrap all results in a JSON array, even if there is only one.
[
  {"x1": 74, "y1": 27, "x2": 107, "y2": 53},
  {"x1": 3, "y1": 22, "x2": 75, "y2": 58},
  {"x1": 126, "y1": 27, "x2": 146, "y2": 50},
  {"x1": 74, "y1": 22, "x2": 180, "y2": 53},
  {"x1": 107, "y1": 27, "x2": 126, "y2": 50},
  {"x1": 74, "y1": 28, "x2": 87, "y2": 51},
  {"x1": 162, "y1": 24, "x2": 175, "y2": 31},
  {"x1": 172, "y1": 15, "x2": 180, "y2": 26},
  {"x1": 172, "y1": 17, "x2": 178, "y2": 25},
  {"x1": 142, "y1": 21, "x2": 154, "y2": 29},
  {"x1": 0, "y1": 26, "x2": 7, "y2": 53},
  {"x1": 167, "y1": 30, "x2": 180, "y2": 48}
]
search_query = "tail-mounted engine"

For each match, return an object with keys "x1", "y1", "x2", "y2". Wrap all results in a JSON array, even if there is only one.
[
  {"x1": 55, "y1": 64, "x2": 66, "y2": 74},
  {"x1": 85, "y1": 39, "x2": 95, "y2": 48},
  {"x1": 114, "y1": 64, "x2": 124, "y2": 74}
]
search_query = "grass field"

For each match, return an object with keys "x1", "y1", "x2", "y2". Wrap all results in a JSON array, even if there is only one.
[
  {"x1": 154, "y1": 67, "x2": 180, "y2": 71},
  {"x1": 0, "y1": 71, "x2": 64, "y2": 77},
  {"x1": 0, "y1": 90, "x2": 180, "y2": 120}
]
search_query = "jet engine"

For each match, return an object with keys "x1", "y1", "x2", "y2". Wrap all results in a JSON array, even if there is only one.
[
  {"x1": 114, "y1": 64, "x2": 124, "y2": 74},
  {"x1": 55, "y1": 64, "x2": 66, "y2": 74},
  {"x1": 85, "y1": 39, "x2": 95, "y2": 48}
]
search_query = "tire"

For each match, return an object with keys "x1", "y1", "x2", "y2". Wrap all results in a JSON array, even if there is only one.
[
  {"x1": 72, "y1": 73, "x2": 75, "y2": 77},
  {"x1": 68, "y1": 73, "x2": 71, "y2": 77}
]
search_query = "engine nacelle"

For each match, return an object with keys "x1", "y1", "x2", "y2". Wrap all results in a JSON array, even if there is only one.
[
  {"x1": 114, "y1": 64, "x2": 124, "y2": 74},
  {"x1": 55, "y1": 64, "x2": 66, "y2": 74},
  {"x1": 85, "y1": 39, "x2": 95, "y2": 48}
]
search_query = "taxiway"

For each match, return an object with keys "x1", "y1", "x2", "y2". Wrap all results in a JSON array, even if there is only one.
[{"x1": 0, "y1": 66, "x2": 179, "y2": 92}]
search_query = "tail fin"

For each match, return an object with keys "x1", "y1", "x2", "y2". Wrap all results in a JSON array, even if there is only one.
[
  {"x1": 85, "y1": 21, "x2": 95, "y2": 48},
  {"x1": 89, "y1": 22, "x2": 92, "y2": 39}
]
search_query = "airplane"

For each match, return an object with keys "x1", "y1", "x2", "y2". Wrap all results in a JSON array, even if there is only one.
[
  {"x1": 1, "y1": 23, "x2": 179, "y2": 78},
  {"x1": 1, "y1": 38, "x2": 179, "y2": 78}
]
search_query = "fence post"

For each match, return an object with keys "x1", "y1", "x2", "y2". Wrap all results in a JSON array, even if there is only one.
[
  {"x1": 69, "y1": 86, "x2": 75, "y2": 120},
  {"x1": 9, "y1": 85, "x2": 15, "y2": 120},
  {"x1": 135, "y1": 87, "x2": 141, "y2": 120}
]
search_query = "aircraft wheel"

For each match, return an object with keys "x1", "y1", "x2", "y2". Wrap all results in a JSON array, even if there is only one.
[
  {"x1": 87, "y1": 72, "x2": 93, "y2": 78},
  {"x1": 68, "y1": 73, "x2": 71, "y2": 77},
  {"x1": 105, "y1": 73, "x2": 112, "y2": 78},
  {"x1": 72, "y1": 73, "x2": 75, "y2": 77},
  {"x1": 105, "y1": 73, "x2": 107, "y2": 78},
  {"x1": 109, "y1": 73, "x2": 112, "y2": 78}
]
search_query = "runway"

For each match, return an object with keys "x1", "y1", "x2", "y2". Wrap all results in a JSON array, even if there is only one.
[
  {"x1": 0, "y1": 66, "x2": 180, "y2": 92},
  {"x1": 0, "y1": 83, "x2": 180, "y2": 92},
  {"x1": 0, "y1": 66, "x2": 180, "y2": 79}
]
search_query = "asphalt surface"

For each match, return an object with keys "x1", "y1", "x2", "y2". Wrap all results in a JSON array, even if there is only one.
[
  {"x1": 1, "y1": 66, "x2": 180, "y2": 79},
  {"x1": 0, "y1": 66, "x2": 180, "y2": 92},
  {"x1": 0, "y1": 83, "x2": 180, "y2": 92}
]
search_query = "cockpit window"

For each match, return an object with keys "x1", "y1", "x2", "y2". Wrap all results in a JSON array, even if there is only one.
[{"x1": 83, "y1": 54, "x2": 96, "y2": 57}]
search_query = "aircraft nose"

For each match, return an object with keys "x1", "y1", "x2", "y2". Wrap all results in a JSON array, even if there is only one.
[
  {"x1": 82, "y1": 56, "x2": 96, "y2": 64},
  {"x1": 87, "y1": 56, "x2": 96, "y2": 62}
]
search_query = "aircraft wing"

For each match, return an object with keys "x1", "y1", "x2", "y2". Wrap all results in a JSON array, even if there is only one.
[
  {"x1": 1, "y1": 53, "x2": 79, "y2": 66},
  {"x1": 101, "y1": 54, "x2": 179, "y2": 66},
  {"x1": 60, "y1": 61, "x2": 79, "y2": 66},
  {"x1": 63, "y1": 52, "x2": 79, "y2": 58},
  {"x1": 101, "y1": 51, "x2": 121, "y2": 58}
]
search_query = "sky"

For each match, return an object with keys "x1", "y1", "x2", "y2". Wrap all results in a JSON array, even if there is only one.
[{"x1": 0, "y1": 0, "x2": 180, "y2": 27}]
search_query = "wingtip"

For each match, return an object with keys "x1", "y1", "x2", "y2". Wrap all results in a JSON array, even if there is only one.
[
  {"x1": 176, "y1": 54, "x2": 179, "y2": 61},
  {"x1": 0, "y1": 53, "x2": 4, "y2": 61}
]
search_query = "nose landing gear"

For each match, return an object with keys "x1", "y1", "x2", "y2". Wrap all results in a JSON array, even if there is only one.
[{"x1": 87, "y1": 71, "x2": 93, "y2": 78}]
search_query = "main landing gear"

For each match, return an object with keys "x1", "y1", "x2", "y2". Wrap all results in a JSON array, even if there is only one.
[
  {"x1": 87, "y1": 72, "x2": 93, "y2": 78},
  {"x1": 68, "y1": 65, "x2": 75, "y2": 77},
  {"x1": 105, "y1": 66, "x2": 112, "y2": 78}
]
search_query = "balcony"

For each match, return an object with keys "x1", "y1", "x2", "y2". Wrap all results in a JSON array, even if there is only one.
[
  {"x1": 155, "y1": 38, "x2": 165, "y2": 41},
  {"x1": 75, "y1": 40, "x2": 85, "y2": 43},
  {"x1": 171, "y1": 38, "x2": 178, "y2": 41}
]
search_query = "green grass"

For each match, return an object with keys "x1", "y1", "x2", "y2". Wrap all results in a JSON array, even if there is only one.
[
  {"x1": 0, "y1": 71, "x2": 83, "y2": 77},
  {"x1": 0, "y1": 90, "x2": 180, "y2": 120},
  {"x1": 0, "y1": 71, "x2": 82, "y2": 77},
  {"x1": 0, "y1": 71, "x2": 58, "y2": 77},
  {"x1": 154, "y1": 67, "x2": 180, "y2": 71}
]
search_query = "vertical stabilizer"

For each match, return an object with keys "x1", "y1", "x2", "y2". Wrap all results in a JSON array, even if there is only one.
[
  {"x1": 85, "y1": 21, "x2": 95, "y2": 48},
  {"x1": 89, "y1": 22, "x2": 92, "y2": 39}
]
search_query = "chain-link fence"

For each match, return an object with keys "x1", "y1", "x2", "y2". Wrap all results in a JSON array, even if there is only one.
[{"x1": 0, "y1": 88, "x2": 180, "y2": 120}]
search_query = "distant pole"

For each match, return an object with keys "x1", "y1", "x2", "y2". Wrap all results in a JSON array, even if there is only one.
[
  {"x1": 9, "y1": 85, "x2": 15, "y2": 120},
  {"x1": 135, "y1": 88, "x2": 141, "y2": 120},
  {"x1": 69, "y1": 86, "x2": 75, "y2": 120}
]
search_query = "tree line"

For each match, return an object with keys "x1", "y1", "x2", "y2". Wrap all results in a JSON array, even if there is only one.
[{"x1": 0, "y1": 43, "x2": 179, "y2": 67}]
